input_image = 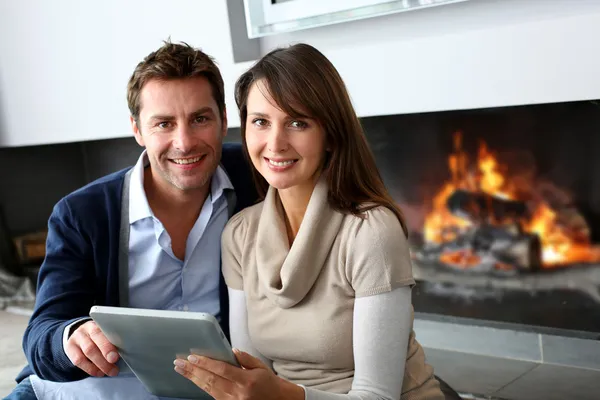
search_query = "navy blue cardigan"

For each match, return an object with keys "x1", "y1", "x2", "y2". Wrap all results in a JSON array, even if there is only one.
[{"x1": 16, "y1": 143, "x2": 257, "y2": 383}]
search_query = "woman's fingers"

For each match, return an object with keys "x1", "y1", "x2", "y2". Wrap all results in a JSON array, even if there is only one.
[
  {"x1": 187, "y1": 354, "x2": 246, "y2": 382},
  {"x1": 174, "y1": 359, "x2": 232, "y2": 398},
  {"x1": 233, "y1": 349, "x2": 268, "y2": 370}
]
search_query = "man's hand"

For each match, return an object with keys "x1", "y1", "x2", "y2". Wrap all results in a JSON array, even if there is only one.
[{"x1": 65, "y1": 321, "x2": 120, "y2": 377}]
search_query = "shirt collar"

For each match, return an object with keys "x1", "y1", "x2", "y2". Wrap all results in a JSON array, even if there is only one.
[
  {"x1": 129, "y1": 150, "x2": 234, "y2": 224},
  {"x1": 129, "y1": 151, "x2": 153, "y2": 224},
  {"x1": 210, "y1": 160, "x2": 234, "y2": 205}
]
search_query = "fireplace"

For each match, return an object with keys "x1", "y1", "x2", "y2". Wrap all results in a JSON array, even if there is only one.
[{"x1": 364, "y1": 99, "x2": 600, "y2": 334}]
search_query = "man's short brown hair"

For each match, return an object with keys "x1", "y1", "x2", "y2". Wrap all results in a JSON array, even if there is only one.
[{"x1": 127, "y1": 40, "x2": 225, "y2": 123}]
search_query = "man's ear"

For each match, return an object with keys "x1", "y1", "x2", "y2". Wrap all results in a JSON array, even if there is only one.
[
  {"x1": 221, "y1": 107, "x2": 228, "y2": 138},
  {"x1": 131, "y1": 116, "x2": 144, "y2": 147}
]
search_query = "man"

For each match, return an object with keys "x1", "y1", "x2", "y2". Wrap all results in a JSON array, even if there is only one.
[{"x1": 4, "y1": 41, "x2": 256, "y2": 399}]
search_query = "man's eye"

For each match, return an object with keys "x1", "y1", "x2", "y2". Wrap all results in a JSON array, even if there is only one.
[
  {"x1": 158, "y1": 122, "x2": 171, "y2": 129},
  {"x1": 195, "y1": 116, "x2": 208, "y2": 124},
  {"x1": 252, "y1": 118, "x2": 268, "y2": 127}
]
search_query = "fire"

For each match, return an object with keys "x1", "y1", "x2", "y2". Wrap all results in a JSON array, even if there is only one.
[
  {"x1": 439, "y1": 249, "x2": 480, "y2": 269},
  {"x1": 423, "y1": 131, "x2": 600, "y2": 267},
  {"x1": 478, "y1": 142, "x2": 512, "y2": 199},
  {"x1": 423, "y1": 183, "x2": 472, "y2": 243},
  {"x1": 525, "y1": 203, "x2": 600, "y2": 265}
]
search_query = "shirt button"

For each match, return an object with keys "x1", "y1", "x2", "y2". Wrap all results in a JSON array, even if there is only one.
[{"x1": 183, "y1": 305, "x2": 189, "y2": 311}]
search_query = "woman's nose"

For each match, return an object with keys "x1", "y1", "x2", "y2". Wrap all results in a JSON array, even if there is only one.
[{"x1": 267, "y1": 126, "x2": 288, "y2": 153}]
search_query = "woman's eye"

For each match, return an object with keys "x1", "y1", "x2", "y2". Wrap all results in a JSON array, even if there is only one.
[
  {"x1": 252, "y1": 118, "x2": 268, "y2": 127},
  {"x1": 290, "y1": 120, "x2": 307, "y2": 129}
]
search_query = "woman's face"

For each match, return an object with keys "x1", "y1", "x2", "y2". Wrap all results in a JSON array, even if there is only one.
[{"x1": 245, "y1": 80, "x2": 327, "y2": 193}]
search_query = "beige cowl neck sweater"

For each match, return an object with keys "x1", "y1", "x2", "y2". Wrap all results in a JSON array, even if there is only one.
[{"x1": 222, "y1": 176, "x2": 444, "y2": 399}]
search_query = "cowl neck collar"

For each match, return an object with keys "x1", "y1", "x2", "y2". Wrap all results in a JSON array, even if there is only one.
[{"x1": 255, "y1": 175, "x2": 344, "y2": 308}]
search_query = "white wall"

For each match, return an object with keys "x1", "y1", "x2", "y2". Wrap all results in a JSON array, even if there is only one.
[
  {"x1": 1, "y1": 0, "x2": 600, "y2": 147},
  {"x1": 0, "y1": 0, "x2": 252, "y2": 147},
  {"x1": 260, "y1": 0, "x2": 600, "y2": 119}
]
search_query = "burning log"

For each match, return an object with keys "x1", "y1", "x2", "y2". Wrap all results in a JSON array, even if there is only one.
[
  {"x1": 477, "y1": 226, "x2": 542, "y2": 271},
  {"x1": 446, "y1": 189, "x2": 529, "y2": 225},
  {"x1": 416, "y1": 225, "x2": 542, "y2": 272},
  {"x1": 423, "y1": 132, "x2": 600, "y2": 267},
  {"x1": 426, "y1": 189, "x2": 543, "y2": 271}
]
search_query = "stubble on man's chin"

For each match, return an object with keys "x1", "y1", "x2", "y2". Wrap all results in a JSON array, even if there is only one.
[
  {"x1": 161, "y1": 170, "x2": 209, "y2": 192},
  {"x1": 166, "y1": 159, "x2": 219, "y2": 192}
]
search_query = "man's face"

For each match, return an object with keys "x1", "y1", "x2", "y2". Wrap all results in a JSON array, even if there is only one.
[{"x1": 131, "y1": 77, "x2": 227, "y2": 194}]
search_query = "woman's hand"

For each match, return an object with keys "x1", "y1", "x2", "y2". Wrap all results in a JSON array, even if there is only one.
[{"x1": 174, "y1": 348, "x2": 305, "y2": 400}]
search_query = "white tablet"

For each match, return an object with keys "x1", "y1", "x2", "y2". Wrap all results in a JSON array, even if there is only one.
[{"x1": 89, "y1": 305, "x2": 238, "y2": 400}]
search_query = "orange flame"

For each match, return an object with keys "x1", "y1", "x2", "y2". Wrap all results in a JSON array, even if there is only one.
[
  {"x1": 423, "y1": 131, "x2": 600, "y2": 267},
  {"x1": 478, "y1": 141, "x2": 512, "y2": 199},
  {"x1": 525, "y1": 203, "x2": 600, "y2": 265}
]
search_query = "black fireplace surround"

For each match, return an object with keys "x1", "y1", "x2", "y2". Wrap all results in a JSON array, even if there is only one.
[{"x1": 363, "y1": 99, "x2": 600, "y2": 334}]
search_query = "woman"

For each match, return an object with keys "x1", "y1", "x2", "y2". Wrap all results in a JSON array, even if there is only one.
[{"x1": 174, "y1": 43, "x2": 446, "y2": 400}]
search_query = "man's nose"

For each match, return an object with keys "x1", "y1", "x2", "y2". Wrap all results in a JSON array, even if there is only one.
[{"x1": 173, "y1": 125, "x2": 195, "y2": 152}]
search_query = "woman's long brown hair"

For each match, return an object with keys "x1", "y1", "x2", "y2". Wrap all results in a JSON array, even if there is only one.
[{"x1": 235, "y1": 43, "x2": 408, "y2": 237}]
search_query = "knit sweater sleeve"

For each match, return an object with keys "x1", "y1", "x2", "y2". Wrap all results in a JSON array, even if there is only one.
[
  {"x1": 228, "y1": 288, "x2": 273, "y2": 369},
  {"x1": 345, "y1": 207, "x2": 415, "y2": 298},
  {"x1": 22, "y1": 198, "x2": 95, "y2": 382}
]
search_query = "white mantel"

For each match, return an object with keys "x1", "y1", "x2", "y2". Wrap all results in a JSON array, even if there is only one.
[
  {"x1": 259, "y1": 0, "x2": 600, "y2": 119},
  {"x1": 0, "y1": 0, "x2": 599, "y2": 148}
]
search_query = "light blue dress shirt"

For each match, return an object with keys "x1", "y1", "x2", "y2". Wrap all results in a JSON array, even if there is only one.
[
  {"x1": 30, "y1": 151, "x2": 233, "y2": 400},
  {"x1": 127, "y1": 151, "x2": 230, "y2": 317}
]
